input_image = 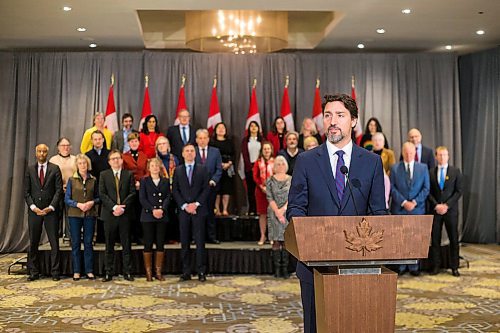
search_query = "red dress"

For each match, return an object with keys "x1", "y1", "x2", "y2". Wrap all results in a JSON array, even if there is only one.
[
  {"x1": 252, "y1": 158, "x2": 274, "y2": 214},
  {"x1": 122, "y1": 151, "x2": 148, "y2": 183},
  {"x1": 266, "y1": 131, "x2": 286, "y2": 156},
  {"x1": 139, "y1": 132, "x2": 165, "y2": 159}
]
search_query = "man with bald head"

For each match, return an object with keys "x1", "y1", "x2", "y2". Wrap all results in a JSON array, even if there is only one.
[
  {"x1": 406, "y1": 128, "x2": 435, "y2": 169},
  {"x1": 24, "y1": 144, "x2": 63, "y2": 281}
]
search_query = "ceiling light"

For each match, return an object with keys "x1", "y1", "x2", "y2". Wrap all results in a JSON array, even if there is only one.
[
  {"x1": 402, "y1": 9, "x2": 411, "y2": 14},
  {"x1": 63, "y1": 6, "x2": 72, "y2": 11},
  {"x1": 89, "y1": 43, "x2": 97, "y2": 48},
  {"x1": 476, "y1": 30, "x2": 485, "y2": 35},
  {"x1": 376, "y1": 28, "x2": 385, "y2": 34},
  {"x1": 445, "y1": 45, "x2": 452, "y2": 50},
  {"x1": 357, "y1": 43, "x2": 365, "y2": 49},
  {"x1": 76, "y1": 27, "x2": 86, "y2": 32}
]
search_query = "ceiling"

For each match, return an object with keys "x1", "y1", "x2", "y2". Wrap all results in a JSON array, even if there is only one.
[{"x1": 0, "y1": 0, "x2": 498, "y2": 54}]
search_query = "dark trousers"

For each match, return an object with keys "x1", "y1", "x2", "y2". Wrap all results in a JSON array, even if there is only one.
[
  {"x1": 165, "y1": 199, "x2": 180, "y2": 242},
  {"x1": 179, "y1": 211, "x2": 206, "y2": 275},
  {"x1": 300, "y1": 279, "x2": 317, "y2": 333},
  {"x1": 245, "y1": 169, "x2": 257, "y2": 214},
  {"x1": 130, "y1": 193, "x2": 143, "y2": 244},
  {"x1": 104, "y1": 216, "x2": 132, "y2": 275},
  {"x1": 206, "y1": 186, "x2": 218, "y2": 241},
  {"x1": 68, "y1": 216, "x2": 95, "y2": 274},
  {"x1": 28, "y1": 212, "x2": 60, "y2": 276},
  {"x1": 141, "y1": 221, "x2": 167, "y2": 252},
  {"x1": 431, "y1": 212, "x2": 459, "y2": 269}
]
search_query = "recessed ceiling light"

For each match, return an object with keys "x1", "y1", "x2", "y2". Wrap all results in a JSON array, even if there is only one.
[
  {"x1": 445, "y1": 45, "x2": 452, "y2": 50},
  {"x1": 89, "y1": 43, "x2": 97, "y2": 48},
  {"x1": 376, "y1": 28, "x2": 385, "y2": 34},
  {"x1": 63, "y1": 6, "x2": 72, "y2": 11},
  {"x1": 76, "y1": 27, "x2": 86, "y2": 32},
  {"x1": 357, "y1": 43, "x2": 365, "y2": 49},
  {"x1": 476, "y1": 30, "x2": 485, "y2": 35},
  {"x1": 402, "y1": 9, "x2": 411, "y2": 14}
]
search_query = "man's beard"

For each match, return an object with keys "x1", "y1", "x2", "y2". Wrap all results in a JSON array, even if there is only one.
[{"x1": 326, "y1": 126, "x2": 345, "y2": 144}]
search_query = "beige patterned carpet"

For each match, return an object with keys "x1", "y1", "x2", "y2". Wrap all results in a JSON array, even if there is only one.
[{"x1": 0, "y1": 244, "x2": 498, "y2": 333}]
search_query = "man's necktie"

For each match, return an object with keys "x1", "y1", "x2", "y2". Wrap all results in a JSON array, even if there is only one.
[
  {"x1": 406, "y1": 163, "x2": 412, "y2": 181},
  {"x1": 201, "y1": 148, "x2": 207, "y2": 163},
  {"x1": 182, "y1": 126, "x2": 188, "y2": 145},
  {"x1": 335, "y1": 150, "x2": 345, "y2": 202},
  {"x1": 414, "y1": 147, "x2": 419, "y2": 162},
  {"x1": 187, "y1": 165, "x2": 193, "y2": 185},
  {"x1": 39, "y1": 165, "x2": 45, "y2": 186},
  {"x1": 114, "y1": 172, "x2": 121, "y2": 204},
  {"x1": 439, "y1": 167, "x2": 445, "y2": 190}
]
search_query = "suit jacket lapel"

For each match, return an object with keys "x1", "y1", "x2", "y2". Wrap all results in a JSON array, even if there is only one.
[{"x1": 316, "y1": 144, "x2": 341, "y2": 208}]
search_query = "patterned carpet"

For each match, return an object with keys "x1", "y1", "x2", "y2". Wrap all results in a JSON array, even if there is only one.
[{"x1": 0, "y1": 244, "x2": 498, "y2": 333}]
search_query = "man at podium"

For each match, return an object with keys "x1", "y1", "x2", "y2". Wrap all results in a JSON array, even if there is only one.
[{"x1": 287, "y1": 93, "x2": 387, "y2": 333}]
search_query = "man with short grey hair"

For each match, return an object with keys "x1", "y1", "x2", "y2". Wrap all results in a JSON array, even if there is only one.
[{"x1": 278, "y1": 131, "x2": 303, "y2": 176}]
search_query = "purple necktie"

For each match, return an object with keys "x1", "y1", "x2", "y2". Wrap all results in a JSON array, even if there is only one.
[
  {"x1": 187, "y1": 165, "x2": 193, "y2": 185},
  {"x1": 335, "y1": 150, "x2": 345, "y2": 202}
]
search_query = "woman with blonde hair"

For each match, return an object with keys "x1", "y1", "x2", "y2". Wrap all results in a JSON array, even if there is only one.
[{"x1": 298, "y1": 117, "x2": 323, "y2": 150}]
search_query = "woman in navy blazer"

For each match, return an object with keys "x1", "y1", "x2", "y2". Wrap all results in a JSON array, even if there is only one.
[{"x1": 139, "y1": 157, "x2": 171, "y2": 281}]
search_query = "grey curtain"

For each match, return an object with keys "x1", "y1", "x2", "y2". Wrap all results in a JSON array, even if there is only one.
[
  {"x1": 0, "y1": 50, "x2": 462, "y2": 252},
  {"x1": 459, "y1": 46, "x2": 500, "y2": 243}
]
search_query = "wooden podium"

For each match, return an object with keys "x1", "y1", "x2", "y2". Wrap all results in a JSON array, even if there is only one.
[{"x1": 284, "y1": 215, "x2": 433, "y2": 333}]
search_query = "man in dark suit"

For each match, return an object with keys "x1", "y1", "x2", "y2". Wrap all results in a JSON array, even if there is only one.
[
  {"x1": 390, "y1": 141, "x2": 430, "y2": 275},
  {"x1": 86, "y1": 130, "x2": 110, "y2": 243},
  {"x1": 195, "y1": 129, "x2": 222, "y2": 244},
  {"x1": 407, "y1": 128, "x2": 435, "y2": 169},
  {"x1": 111, "y1": 113, "x2": 134, "y2": 153},
  {"x1": 428, "y1": 146, "x2": 463, "y2": 277},
  {"x1": 173, "y1": 143, "x2": 210, "y2": 282},
  {"x1": 287, "y1": 94, "x2": 387, "y2": 333},
  {"x1": 277, "y1": 131, "x2": 303, "y2": 176},
  {"x1": 24, "y1": 144, "x2": 63, "y2": 281},
  {"x1": 99, "y1": 149, "x2": 136, "y2": 282},
  {"x1": 167, "y1": 109, "x2": 196, "y2": 162}
]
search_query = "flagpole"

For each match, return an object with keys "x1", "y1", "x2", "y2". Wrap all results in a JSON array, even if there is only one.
[
  {"x1": 181, "y1": 74, "x2": 186, "y2": 88},
  {"x1": 316, "y1": 77, "x2": 320, "y2": 88},
  {"x1": 252, "y1": 78, "x2": 257, "y2": 88},
  {"x1": 111, "y1": 73, "x2": 115, "y2": 86},
  {"x1": 352, "y1": 75, "x2": 355, "y2": 87},
  {"x1": 285, "y1": 75, "x2": 289, "y2": 88},
  {"x1": 213, "y1": 75, "x2": 217, "y2": 88},
  {"x1": 145, "y1": 74, "x2": 149, "y2": 88}
]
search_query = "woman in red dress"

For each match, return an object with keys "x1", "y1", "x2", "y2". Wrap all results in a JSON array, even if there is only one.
[
  {"x1": 266, "y1": 116, "x2": 287, "y2": 156},
  {"x1": 252, "y1": 141, "x2": 274, "y2": 245},
  {"x1": 139, "y1": 115, "x2": 165, "y2": 159}
]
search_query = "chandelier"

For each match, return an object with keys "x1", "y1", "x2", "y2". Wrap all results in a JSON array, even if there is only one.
[{"x1": 185, "y1": 10, "x2": 288, "y2": 54}]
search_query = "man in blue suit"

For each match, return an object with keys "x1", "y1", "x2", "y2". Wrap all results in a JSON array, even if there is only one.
[
  {"x1": 195, "y1": 129, "x2": 223, "y2": 244},
  {"x1": 390, "y1": 141, "x2": 430, "y2": 275},
  {"x1": 287, "y1": 94, "x2": 387, "y2": 333}
]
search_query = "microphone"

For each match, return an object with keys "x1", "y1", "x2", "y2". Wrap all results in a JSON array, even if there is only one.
[
  {"x1": 340, "y1": 166, "x2": 359, "y2": 216},
  {"x1": 351, "y1": 178, "x2": 376, "y2": 216}
]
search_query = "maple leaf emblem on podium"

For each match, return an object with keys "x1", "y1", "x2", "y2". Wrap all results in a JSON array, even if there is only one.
[{"x1": 343, "y1": 218, "x2": 384, "y2": 256}]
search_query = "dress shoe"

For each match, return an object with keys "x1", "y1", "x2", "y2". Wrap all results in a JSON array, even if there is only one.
[
  {"x1": 409, "y1": 270, "x2": 421, "y2": 277},
  {"x1": 27, "y1": 274, "x2": 40, "y2": 282},
  {"x1": 429, "y1": 268, "x2": 440, "y2": 275},
  {"x1": 52, "y1": 275, "x2": 60, "y2": 281},
  {"x1": 86, "y1": 273, "x2": 96, "y2": 280},
  {"x1": 179, "y1": 274, "x2": 191, "y2": 282},
  {"x1": 451, "y1": 269, "x2": 460, "y2": 277},
  {"x1": 198, "y1": 273, "x2": 207, "y2": 282},
  {"x1": 102, "y1": 274, "x2": 113, "y2": 282},
  {"x1": 73, "y1": 274, "x2": 81, "y2": 281},
  {"x1": 123, "y1": 274, "x2": 134, "y2": 281}
]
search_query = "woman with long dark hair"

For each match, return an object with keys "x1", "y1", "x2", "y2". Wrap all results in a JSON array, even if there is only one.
[
  {"x1": 266, "y1": 116, "x2": 287, "y2": 156},
  {"x1": 359, "y1": 117, "x2": 389, "y2": 151},
  {"x1": 241, "y1": 121, "x2": 262, "y2": 215},
  {"x1": 139, "y1": 115, "x2": 165, "y2": 159}
]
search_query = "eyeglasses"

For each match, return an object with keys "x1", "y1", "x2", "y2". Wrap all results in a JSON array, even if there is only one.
[{"x1": 109, "y1": 157, "x2": 121, "y2": 161}]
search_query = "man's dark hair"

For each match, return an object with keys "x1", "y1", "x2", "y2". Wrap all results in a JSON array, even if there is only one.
[
  {"x1": 322, "y1": 94, "x2": 358, "y2": 119},
  {"x1": 108, "y1": 149, "x2": 123, "y2": 160},
  {"x1": 122, "y1": 113, "x2": 134, "y2": 122},
  {"x1": 182, "y1": 143, "x2": 196, "y2": 151},
  {"x1": 91, "y1": 129, "x2": 104, "y2": 139}
]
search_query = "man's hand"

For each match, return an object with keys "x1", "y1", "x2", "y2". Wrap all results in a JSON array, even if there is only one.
[
  {"x1": 185, "y1": 203, "x2": 198, "y2": 215},
  {"x1": 113, "y1": 205, "x2": 126, "y2": 216},
  {"x1": 403, "y1": 201, "x2": 416, "y2": 212},
  {"x1": 435, "y1": 203, "x2": 448, "y2": 215},
  {"x1": 209, "y1": 180, "x2": 216, "y2": 187},
  {"x1": 33, "y1": 207, "x2": 46, "y2": 216},
  {"x1": 41, "y1": 207, "x2": 53, "y2": 215}
]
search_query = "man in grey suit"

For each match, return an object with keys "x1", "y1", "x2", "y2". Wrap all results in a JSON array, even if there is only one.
[
  {"x1": 99, "y1": 149, "x2": 136, "y2": 282},
  {"x1": 24, "y1": 144, "x2": 63, "y2": 281},
  {"x1": 111, "y1": 113, "x2": 134, "y2": 153}
]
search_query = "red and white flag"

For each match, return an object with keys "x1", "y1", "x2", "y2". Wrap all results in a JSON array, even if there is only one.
[
  {"x1": 104, "y1": 74, "x2": 118, "y2": 133},
  {"x1": 351, "y1": 75, "x2": 363, "y2": 143},
  {"x1": 239, "y1": 79, "x2": 262, "y2": 180},
  {"x1": 174, "y1": 75, "x2": 187, "y2": 125},
  {"x1": 139, "y1": 75, "x2": 152, "y2": 131},
  {"x1": 207, "y1": 77, "x2": 222, "y2": 136},
  {"x1": 312, "y1": 78, "x2": 323, "y2": 135},
  {"x1": 280, "y1": 76, "x2": 294, "y2": 131}
]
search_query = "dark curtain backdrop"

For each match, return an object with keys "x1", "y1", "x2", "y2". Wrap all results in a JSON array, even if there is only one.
[
  {"x1": 459, "y1": 46, "x2": 500, "y2": 243},
  {"x1": 0, "y1": 50, "x2": 463, "y2": 252}
]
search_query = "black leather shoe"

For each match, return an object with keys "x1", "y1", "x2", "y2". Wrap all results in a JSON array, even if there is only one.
[
  {"x1": 198, "y1": 273, "x2": 207, "y2": 282},
  {"x1": 52, "y1": 275, "x2": 60, "y2": 281},
  {"x1": 451, "y1": 269, "x2": 460, "y2": 277},
  {"x1": 27, "y1": 274, "x2": 40, "y2": 281},
  {"x1": 429, "y1": 268, "x2": 440, "y2": 275},
  {"x1": 102, "y1": 274, "x2": 113, "y2": 282},
  {"x1": 179, "y1": 274, "x2": 191, "y2": 282},
  {"x1": 123, "y1": 274, "x2": 134, "y2": 281},
  {"x1": 409, "y1": 270, "x2": 420, "y2": 277}
]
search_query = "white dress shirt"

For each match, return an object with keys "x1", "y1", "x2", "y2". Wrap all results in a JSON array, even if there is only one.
[{"x1": 326, "y1": 139, "x2": 353, "y2": 184}]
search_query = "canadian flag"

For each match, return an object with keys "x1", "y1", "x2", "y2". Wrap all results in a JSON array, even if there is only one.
[
  {"x1": 207, "y1": 77, "x2": 222, "y2": 136},
  {"x1": 351, "y1": 75, "x2": 363, "y2": 143},
  {"x1": 174, "y1": 75, "x2": 187, "y2": 125},
  {"x1": 312, "y1": 78, "x2": 323, "y2": 135},
  {"x1": 139, "y1": 75, "x2": 152, "y2": 131},
  {"x1": 104, "y1": 74, "x2": 119, "y2": 133},
  {"x1": 239, "y1": 79, "x2": 261, "y2": 180},
  {"x1": 280, "y1": 76, "x2": 294, "y2": 131}
]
